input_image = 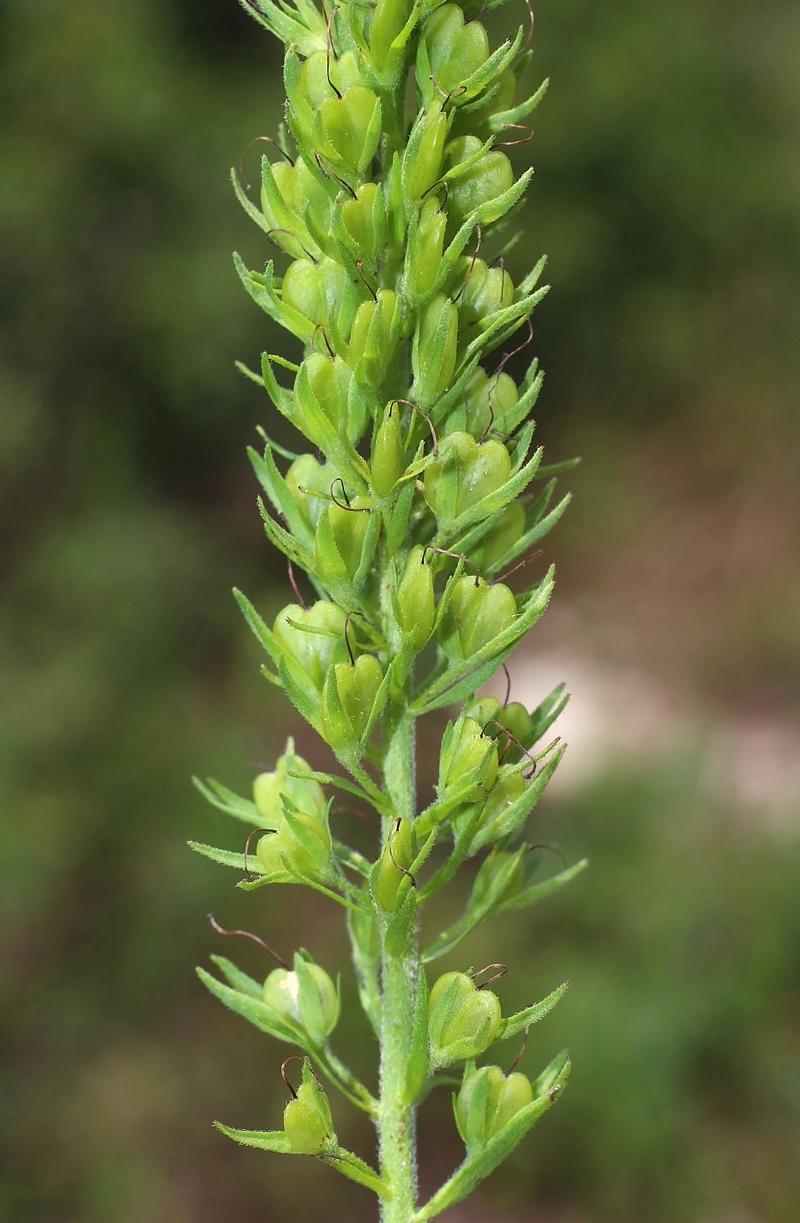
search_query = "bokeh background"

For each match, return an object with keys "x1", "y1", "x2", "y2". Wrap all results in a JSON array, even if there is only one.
[{"x1": 2, "y1": 0, "x2": 799, "y2": 1220}]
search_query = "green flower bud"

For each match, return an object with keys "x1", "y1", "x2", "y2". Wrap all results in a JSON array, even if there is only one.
[
  {"x1": 321, "y1": 654, "x2": 384, "y2": 750},
  {"x1": 371, "y1": 406, "x2": 406, "y2": 498},
  {"x1": 437, "y1": 575, "x2": 517, "y2": 658},
  {"x1": 256, "y1": 808, "x2": 334, "y2": 880},
  {"x1": 283, "y1": 1062, "x2": 336, "y2": 1154},
  {"x1": 455, "y1": 1064, "x2": 533, "y2": 1151},
  {"x1": 263, "y1": 954, "x2": 340, "y2": 1045},
  {"x1": 316, "y1": 85, "x2": 382, "y2": 175},
  {"x1": 405, "y1": 196, "x2": 447, "y2": 300},
  {"x1": 428, "y1": 970, "x2": 502, "y2": 1067},
  {"x1": 395, "y1": 545, "x2": 435, "y2": 650},
  {"x1": 253, "y1": 740, "x2": 327, "y2": 824},
  {"x1": 423, "y1": 432, "x2": 511, "y2": 526},
  {"x1": 373, "y1": 816, "x2": 416, "y2": 911},
  {"x1": 455, "y1": 257, "x2": 514, "y2": 332},
  {"x1": 438, "y1": 715, "x2": 498, "y2": 801},
  {"x1": 347, "y1": 289, "x2": 400, "y2": 391},
  {"x1": 412, "y1": 293, "x2": 458, "y2": 406},
  {"x1": 419, "y1": 5, "x2": 489, "y2": 99},
  {"x1": 273, "y1": 601, "x2": 346, "y2": 691},
  {"x1": 444, "y1": 136, "x2": 514, "y2": 229},
  {"x1": 339, "y1": 182, "x2": 386, "y2": 267}
]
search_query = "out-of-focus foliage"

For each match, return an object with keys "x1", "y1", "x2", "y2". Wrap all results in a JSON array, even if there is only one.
[{"x1": 1, "y1": 0, "x2": 798, "y2": 1219}]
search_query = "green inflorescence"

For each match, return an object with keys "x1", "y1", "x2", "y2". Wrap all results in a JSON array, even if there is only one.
[{"x1": 192, "y1": 0, "x2": 586, "y2": 1217}]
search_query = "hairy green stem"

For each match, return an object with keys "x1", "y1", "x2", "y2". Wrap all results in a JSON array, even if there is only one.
[{"x1": 379, "y1": 706, "x2": 418, "y2": 1219}]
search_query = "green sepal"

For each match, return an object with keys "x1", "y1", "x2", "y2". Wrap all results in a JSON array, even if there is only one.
[
  {"x1": 215, "y1": 1122, "x2": 292, "y2": 1153},
  {"x1": 469, "y1": 749, "x2": 565, "y2": 852},
  {"x1": 188, "y1": 841, "x2": 265, "y2": 873},
  {"x1": 382, "y1": 450, "x2": 420, "y2": 554},
  {"x1": 209, "y1": 953, "x2": 262, "y2": 999},
  {"x1": 422, "y1": 843, "x2": 526, "y2": 961},
  {"x1": 236, "y1": 0, "x2": 327, "y2": 57},
  {"x1": 234, "y1": 253, "x2": 312, "y2": 342},
  {"x1": 197, "y1": 966, "x2": 304, "y2": 1045},
  {"x1": 248, "y1": 444, "x2": 316, "y2": 553},
  {"x1": 496, "y1": 981, "x2": 569, "y2": 1042},
  {"x1": 192, "y1": 777, "x2": 262, "y2": 825},
  {"x1": 501, "y1": 857, "x2": 589, "y2": 913},
  {"x1": 347, "y1": 905, "x2": 382, "y2": 1036},
  {"x1": 412, "y1": 1053, "x2": 570, "y2": 1222},
  {"x1": 233, "y1": 589, "x2": 326, "y2": 734},
  {"x1": 487, "y1": 77, "x2": 550, "y2": 133},
  {"x1": 258, "y1": 496, "x2": 316, "y2": 572}
]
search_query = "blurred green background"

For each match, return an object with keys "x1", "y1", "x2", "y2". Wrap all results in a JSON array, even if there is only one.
[{"x1": 1, "y1": 0, "x2": 798, "y2": 1220}]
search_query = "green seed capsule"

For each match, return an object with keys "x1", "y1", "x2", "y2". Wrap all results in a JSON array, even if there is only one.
[
  {"x1": 373, "y1": 816, "x2": 416, "y2": 911},
  {"x1": 437, "y1": 575, "x2": 517, "y2": 658},
  {"x1": 428, "y1": 970, "x2": 502, "y2": 1067},
  {"x1": 368, "y1": 0, "x2": 411, "y2": 70},
  {"x1": 405, "y1": 196, "x2": 447, "y2": 300},
  {"x1": 348, "y1": 290, "x2": 400, "y2": 392},
  {"x1": 314, "y1": 496, "x2": 373, "y2": 584},
  {"x1": 444, "y1": 136, "x2": 514, "y2": 229},
  {"x1": 412, "y1": 293, "x2": 458, "y2": 406},
  {"x1": 283, "y1": 1064, "x2": 336, "y2": 1154},
  {"x1": 467, "y1": 767, "x2": 526, "y2": 841},
  {"x1": 263, "y1": 955, "x2": 339, "y2": 1045},
  {"x1": 321, "y1": 654, "x2": 384, "y2": 750},
  {"x1": 285, "y1": 454, "x2": 331, "y2": 531},
  {"x1": 339, "y1": 182, "x2": 386, "y2": 266},
  {"x1": 282, "y1": 257, "x2": 348, "y2": 333},
  {"x1": 471, "y1": 502, "x2": 526, "y2": 571},
  {"x1": 396, "y1": 545, "x2": 435, "y2": 650},
  {"x1": 455, "y1": 257, "x2": 514, "y2": 331},
  {"x1": 273, "y1": 601, "x2": 346, "y2": 691},
  {"x1": 455, "y1": 1064, "x2": 534, "y2": 1151},
  {"x1": 403, "y1": 103, "x2": 449, "y2": 203},
  {"x1": 297, "y1": 50, "x2": 363, "y2": 107},
  {"x1": 458, "y1": 367, "x2": 519, "y2": 437},
  {"x1": 438, "y1": 715, "x2": 498, "y2": 801},
  {"x1": 371, "y1": 407, "x2": 406, "y2": 498},
  {"x1": 256, "y1": 809, "x2": 333, "y2": 879},
  {"x1": 253, "y1": 740, "x2": 327, "y2": 824},
  {"x1": 419, "y1": 5, "x2": 490, "y2": 99},
  {"x1": 423, "y1": 432, "x2": 512, "y2": 526},
  {"x1": 316, "y1": 85, "x2": 382, "y2": 175}
]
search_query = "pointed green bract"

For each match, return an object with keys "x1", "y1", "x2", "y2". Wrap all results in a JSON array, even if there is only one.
[{"x1": 196, "y1": 0, "x2": 585, "y2": 1217}]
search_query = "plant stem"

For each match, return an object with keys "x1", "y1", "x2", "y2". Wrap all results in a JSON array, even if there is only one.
[{"x1": 379, "y1": 706, "x2": 418, "y2": 1221}]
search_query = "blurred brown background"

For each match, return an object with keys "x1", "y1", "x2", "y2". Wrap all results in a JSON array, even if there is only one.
[{"x1": 1, "y1": 0, "x2": 798, "y2": 1220}]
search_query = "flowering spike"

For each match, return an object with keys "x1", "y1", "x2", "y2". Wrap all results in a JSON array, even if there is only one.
[{"x1": 195, "y1": 0, "x2": 583, "y2": 1216}]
